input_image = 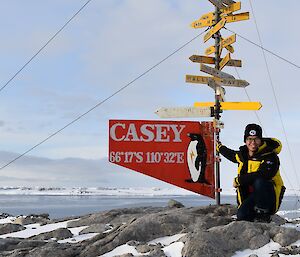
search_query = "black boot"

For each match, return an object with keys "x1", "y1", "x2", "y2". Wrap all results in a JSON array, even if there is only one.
[{"x1": 254, "y1": 206, "x2": 271, "y2": 223}]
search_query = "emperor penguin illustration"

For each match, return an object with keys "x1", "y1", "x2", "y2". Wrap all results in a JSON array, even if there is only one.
[{"x1": 186, "y1": 133, "x2": 210, "y2": 185}]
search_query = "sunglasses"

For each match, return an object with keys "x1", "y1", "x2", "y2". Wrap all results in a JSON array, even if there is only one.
[{"x1": 246, "y1": 137, "x2": 261, "y2": 143}]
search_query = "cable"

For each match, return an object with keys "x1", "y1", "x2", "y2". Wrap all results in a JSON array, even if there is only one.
[
  {"x1": 0, "y1": 0, "x2": 93, "y2": 94},
  {"x1": 247, "y1": 0, "x2": 300, "y2": 191},
  {"x1": 225, "y1": 28, "x2": 300, "y2": 70},
  {"x1": 0, "y1": 31, "x2": 206, "y2": 170}
]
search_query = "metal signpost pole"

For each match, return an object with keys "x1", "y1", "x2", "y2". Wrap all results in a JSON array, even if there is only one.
[{"x1": 214, "y1": 5, "x2": 222, "y2": 205}]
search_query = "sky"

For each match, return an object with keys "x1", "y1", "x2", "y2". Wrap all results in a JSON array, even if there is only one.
[{"x1": 0, "y1": 0, "x2": 299, "y2": 197}]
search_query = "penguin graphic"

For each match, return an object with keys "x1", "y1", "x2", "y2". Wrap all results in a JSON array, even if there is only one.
[{"x1": 186, "y1": 133, "x2": 210, "y2": 185}]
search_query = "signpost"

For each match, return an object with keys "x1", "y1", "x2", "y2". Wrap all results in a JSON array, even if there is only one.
[{"x1": 108, "y1": 0, "x2": 259, "y2": 206}]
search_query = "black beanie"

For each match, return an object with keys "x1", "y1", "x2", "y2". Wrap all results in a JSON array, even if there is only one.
[{"x1": 244, "y1": 124, "x2": 262, "y2": 142}]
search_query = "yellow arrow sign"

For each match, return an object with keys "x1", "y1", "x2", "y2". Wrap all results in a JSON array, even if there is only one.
[
  {"x1": 220, "y1": 34, "x2": 236, "y2": 50},
  {"x1": 200, "y1": 12, "x2": 215, "y2": 20},
  {"x1": 219, "y1": 53, "x2": 231, "y2": 70},
  {"x1": 191, "y1": 18, "x2": 215, "y2": 29},
  {"x1": 225, "y1": 12, "x2": 250, "y2": 23},
  {"x1": 221, "y1": 2, "x2": 241, "y2": 15},
  {"x1": 194, "y1": 102, "x2": 262, "y2": 111},
  {"x1": 189, "y1": 55, "x2": 242, "y2": 67},
  {"x1": 205, "y1": 45, "x2": 216, "y2": 56},
  {"x1": 189, "y1": 55, "x2": 215, "y2": 64},
  {"x1": 204, "y1": 18, "x2": 226, "y2": 43}
]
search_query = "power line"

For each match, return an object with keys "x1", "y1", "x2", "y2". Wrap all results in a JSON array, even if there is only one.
[
  {"x1": 0, "y1": 0, "x2": 93, "y2": 94},
  {"x1": 0, "y1": 31, "x2": 206, "y2": 170},
  {"x1": 248, "y1": 0, "x2": 300, "y2": 191},
  {"x1": 225, "y1": 28, "x2": 300, "y2": 69}
]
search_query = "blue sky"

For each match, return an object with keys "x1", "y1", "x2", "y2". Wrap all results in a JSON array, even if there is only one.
[{"x1": 0, "y1": 0, "x2": 299, "y2": 195}]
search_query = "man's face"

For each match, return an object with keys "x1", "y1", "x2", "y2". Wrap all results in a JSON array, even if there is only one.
[{"x1": 246, "y1": 136, "x2": 262, "y2": 152}]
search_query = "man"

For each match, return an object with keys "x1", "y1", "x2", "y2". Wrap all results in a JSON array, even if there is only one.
[{"x1": 217, "y1": 124, "x2": 285, "y2": 222}]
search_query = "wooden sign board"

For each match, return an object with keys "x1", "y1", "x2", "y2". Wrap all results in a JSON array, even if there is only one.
[
  {"x1": 186, "y1": 75, "x2": 211, "y2": 84},
  {"x1": 225, "y1": 12, "x2": 250, "y2": 23},
  {"x1": 208, "y1": 0, "x2": 226, "y2": 9},
  {"x1": 221, "y1": 0, "x2": 236, "y2": 5},
  {"x1": 205, "y1": 45, "x2": 216, "y2": 56},
  {"x1": 204, "y1": 18, "x2": 226, "y2": 43},
  {"x1": 191, "y1": 18, "x2": 215, "y2": 29},
  {"x1": 214, "y1": 77, "x2": 249, "y2": 87},
  {"x1": 189, "y1": 55, "x2": 242, "y2": 67},
  {"x1": 200, "y1": 64, "x2": 235, "y2": 79},
  {"x1": 219, "y1": 53, "x2": 231, "y2": 70},
  {"x1": 221, "y1": 2, "x2": 241, "y2": 15},
  {"x1": 200, "y1": 12, "x2": 215, "y2": 20},
  {"x1": 189, "y1": 55, "x2": 215, "y2": 65},
  {"x1": 109, "y1": 120, "x2": 215, "y2": 198},
  {"x1": 155, "y1": 107, "x2": 214, "y2": 118},
  {"x1": 220, "y1": 34, "x2": 236, "y2": 50}
]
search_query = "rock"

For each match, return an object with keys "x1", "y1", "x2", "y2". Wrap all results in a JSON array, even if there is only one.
[
  {"x1": 12, "y1": 217, "x2": 25, "y2": 226},
  {"x1": 249, "y1": 232, "x2": 270, "y2": 249},
  {"x1": 30, "y1": 228, "x2": 73, "y2": 241},
  {"x1": 248, "y1": 255, "x2": 258, "y2": 257},
  {"x1": 271, "y1": 215, "x2": 287, "y2": 226},
  {"x1": 270, "y1": 226, "x2": 300, "y2": 246},
  {"x1": 79, "y1": 224, "x2": 111, "y2": 235},
  {"x1": 0, "y1": 224, "x2": 25, "y2": 235},
  {"x1": 136, "y1": 244, "x2": 157, "y2": 253},
  {"x1": 0, "y1": 213, "x2": 11, "y2": 219},
  {"x1": 168, "y1": 199, "x2": 184, "y2": 208}
]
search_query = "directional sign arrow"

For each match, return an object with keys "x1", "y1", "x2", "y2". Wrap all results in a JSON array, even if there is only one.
[
  {"x1": 208, "y1": 0, "x2": 226, "y2": 9},
  {"x1": 186, "y1": 75, "x2": 211, "y2": 84},
  {"x1": 204, "y1": 18, "x2": 226, "y2": 43},
  {"x1": 220, "y1": 34, "x2": 236, "y2": 50},
  {"x1": 221, "y1": 2, "x2": 241, "y2": 15},
  {"x1": 155, "y1": 107, "x2": 214, "y2": 118},
  {"x1": 208, "y1": 79, "x2": 226, "y2": 102},
  {"x1": 225, "y1": 12, "x2": 250, "y2": 23},
  {"x1": 214, "y1": 77, "x2": 249, "y2": 87},
  {"x1": 219, "y1": 53, "x2": 231, "y2": 70},
  {"x1": 200, "y1": 12, "x2": 215, "y2": 20},
  {"x1": 200, "y1": 64, "x2": 235, "y2": 79},
  {"x1": 191, "y1": 18, "x2": 216, "y2": 29},
  {"x1": 194, "y1": 102, "x2": 262, "y2": 111},
  {"x1": 220, "y1": 0, "x2": 236, "y2": 5},
  {"x1": 189, "y1": 55, "x2": 242, "y2": 67}
]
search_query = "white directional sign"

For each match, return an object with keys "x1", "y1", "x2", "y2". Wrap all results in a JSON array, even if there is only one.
[
  {"x1": 200, "y1": 64, "x2": 235, "y2": 79},
  {"x1": 214, "y1": 77, "x2": 249, "y2": 87},
  {"x1": 155, "y1": 107, "x2": 213, "y2": 118}
]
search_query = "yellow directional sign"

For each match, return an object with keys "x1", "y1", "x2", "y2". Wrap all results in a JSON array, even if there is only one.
[
  {"x1": 204, "y1": 18, "x2": 226, "y2": 43},
  {"x1": 219, "y1": 53, "x2": 231, "y2": 70},
  {"x1": 194, "y1": 102, "x2": 262, "y2": 111},
  {"x1": 220, "y1": 34, "x2": 236, "y2": 50},
  {"x1": 189, "y1": 55, "x2": 215, "y2": 65},
  {"x1": 225, "y1": 12, "x2": 250, "y2": 23},
  {"x1": 221, "y1": 2, "x2": 241, "y2": 15},
  {"x1": 186, "y1": 75, "x2": 211, "y2": 84},
  {"x1": 191, "y1": 18, "x2": 215, "y2": 29},
  {"x1": 205, "y1": 45, "x2": 216, "y2": 56},
  {"x1": 200, "y1": 12, "x2": 215, "y2": 20},
  {"x1": 189, "y1": 55, "x2": 242, "y2": 67}
]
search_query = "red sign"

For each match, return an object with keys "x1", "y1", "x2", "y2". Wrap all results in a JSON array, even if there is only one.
[{"x1": 109, "y1": 120, "x2": 215, "y2": 198}]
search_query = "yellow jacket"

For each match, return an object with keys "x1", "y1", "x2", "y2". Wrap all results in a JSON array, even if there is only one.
[{"x1": 218, "y1": 138, "x2": 285, "y2": 212}]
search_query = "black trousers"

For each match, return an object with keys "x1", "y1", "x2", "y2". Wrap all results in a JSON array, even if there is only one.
[{"x1": 237, "y1": 178, "x2": 276, "y2": 221}]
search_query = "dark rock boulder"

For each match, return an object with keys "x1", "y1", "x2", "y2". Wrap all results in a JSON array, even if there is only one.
[
  {"x1": 29, "y1": 228, "x2": 73, "y2": 241},
  {"x1": 0, "y1": 224, "x2": 25, "y2": 235}
]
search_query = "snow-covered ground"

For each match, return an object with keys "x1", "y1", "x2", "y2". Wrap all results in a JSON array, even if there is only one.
[
  {"x1": 0, "y1": 187, "x2": 238, "y2": 196},
  {"x1": 1, "y1": 214, "x2": 300, "y2": 256}
]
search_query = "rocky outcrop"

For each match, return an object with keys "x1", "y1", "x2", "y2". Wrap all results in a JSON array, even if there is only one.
[
  {"x1": 0, "y1": 224, "x2": 25, "y2": 235},
  {"x1": 0, "y1": 203, "x2": 299, "y2": 257}
]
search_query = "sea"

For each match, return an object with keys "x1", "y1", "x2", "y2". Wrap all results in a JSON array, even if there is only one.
[{"x1": 0, "y1": 194, "x2": 299, "y2": 220}]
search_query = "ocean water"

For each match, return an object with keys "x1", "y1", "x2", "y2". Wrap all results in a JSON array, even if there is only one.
[{"x1": 0, "y1": 194, "x2": 299, "y2": 219}]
